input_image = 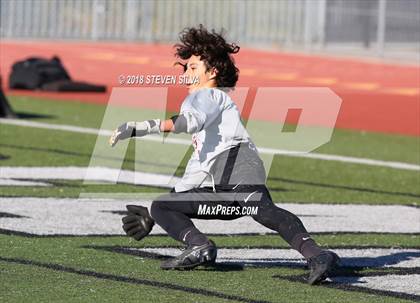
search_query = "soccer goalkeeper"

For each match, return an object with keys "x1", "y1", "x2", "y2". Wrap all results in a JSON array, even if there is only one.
[{"x1": 110, "y1": 25, "x2": 340, "y2": 285}]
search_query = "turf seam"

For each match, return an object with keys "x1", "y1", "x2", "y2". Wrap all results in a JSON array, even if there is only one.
[{"x1": 0, "y1": 256, "x2": 272, "y2": 303}]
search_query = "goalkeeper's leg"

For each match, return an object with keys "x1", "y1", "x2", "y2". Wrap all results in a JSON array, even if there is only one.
[
  {"x1": 236, "y1": 185, "x2": 324, "y2": 259},
  {"x1": 150, "y1": 188, "x2": 240, "y2": 246},
  {"x1": 150, "y1": 188, "x2": 239, "y2": 270},
  {"x1": 236, "y1": 184, "x2": 340, "y2": 284}
]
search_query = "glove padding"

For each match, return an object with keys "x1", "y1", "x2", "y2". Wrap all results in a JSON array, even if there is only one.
[
  {"x1": 122, "y1": 205, "x2": 155, "y2": 241},
  {"x1": 109, "y1": 119, "x2": 160, "y2": 147}
]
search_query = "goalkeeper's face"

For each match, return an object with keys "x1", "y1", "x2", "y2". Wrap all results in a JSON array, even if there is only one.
[{"x1": 183, "y1": 55, "x2": 217, "y2": 93}]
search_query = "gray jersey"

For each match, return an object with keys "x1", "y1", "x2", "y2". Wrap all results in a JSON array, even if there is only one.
[{"x1": 174, "y1": 88, "x2": 265, "y2": 192}]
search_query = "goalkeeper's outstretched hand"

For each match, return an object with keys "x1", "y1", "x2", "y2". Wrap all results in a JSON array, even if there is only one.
[
  {"x1": 122, "y1": 205, "x2": 155, "y2": 241},
  {"x1": 109, "y1": 119, "x2": 160, "y2": 147}
]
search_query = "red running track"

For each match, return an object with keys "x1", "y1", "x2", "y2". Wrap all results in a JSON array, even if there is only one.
[{"x1": 0, "y1": 41, "x2": 419, "y2": 136}]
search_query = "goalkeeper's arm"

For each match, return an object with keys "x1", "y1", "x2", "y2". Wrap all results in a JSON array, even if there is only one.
[{"x1": 109, "y1": 115, "x2": 188, "y2": 147}]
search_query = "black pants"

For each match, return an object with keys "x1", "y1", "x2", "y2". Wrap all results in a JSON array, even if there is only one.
[{"x1": 150, "y1": 184, "x2": 313, "y2": 252}]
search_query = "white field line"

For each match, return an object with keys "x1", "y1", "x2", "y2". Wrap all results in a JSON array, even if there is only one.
[
  {"x1": 1, "y1": 118, "x2": 419, "y2": 171},
  {"x1": 0, "y1": 166, "x2": 179, "y2": 188},
  {"x1": 138, "y1": 247, "x2": 420, "y2": 269},
  {"x1": 0, "y1": 178, "x2": 51, "y2": 186},
  {"x1": 137, "y1": 247, "x2": 420, "y2": 296},
  {"x1": 0, "y1": 198, "x2": 419, "y2": 234}
]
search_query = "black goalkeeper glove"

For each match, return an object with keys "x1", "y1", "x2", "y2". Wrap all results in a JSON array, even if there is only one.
[{"x1": 122, "y1": 205, "x2": 155, "y2": 241}]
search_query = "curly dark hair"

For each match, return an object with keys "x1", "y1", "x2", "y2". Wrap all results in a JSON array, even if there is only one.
[{"x1": 175, "y1": 24, "x2": 240, "y2": 89}]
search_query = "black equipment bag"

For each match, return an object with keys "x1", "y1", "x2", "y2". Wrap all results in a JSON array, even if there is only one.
[
  {"x1": 9, "y1": 56, "x2": 70, "y2": 90},
  {"x1": 9, "y1": 56, "x2": 106, "y2": 92}
]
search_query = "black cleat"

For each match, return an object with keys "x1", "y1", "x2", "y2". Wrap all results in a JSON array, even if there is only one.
[
  {"x1": 307, "y1": 251, "x2": 340, "y2": 285},
  {"x1": 160, "y1": 240, "x2": 217, "y2": 270}
]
